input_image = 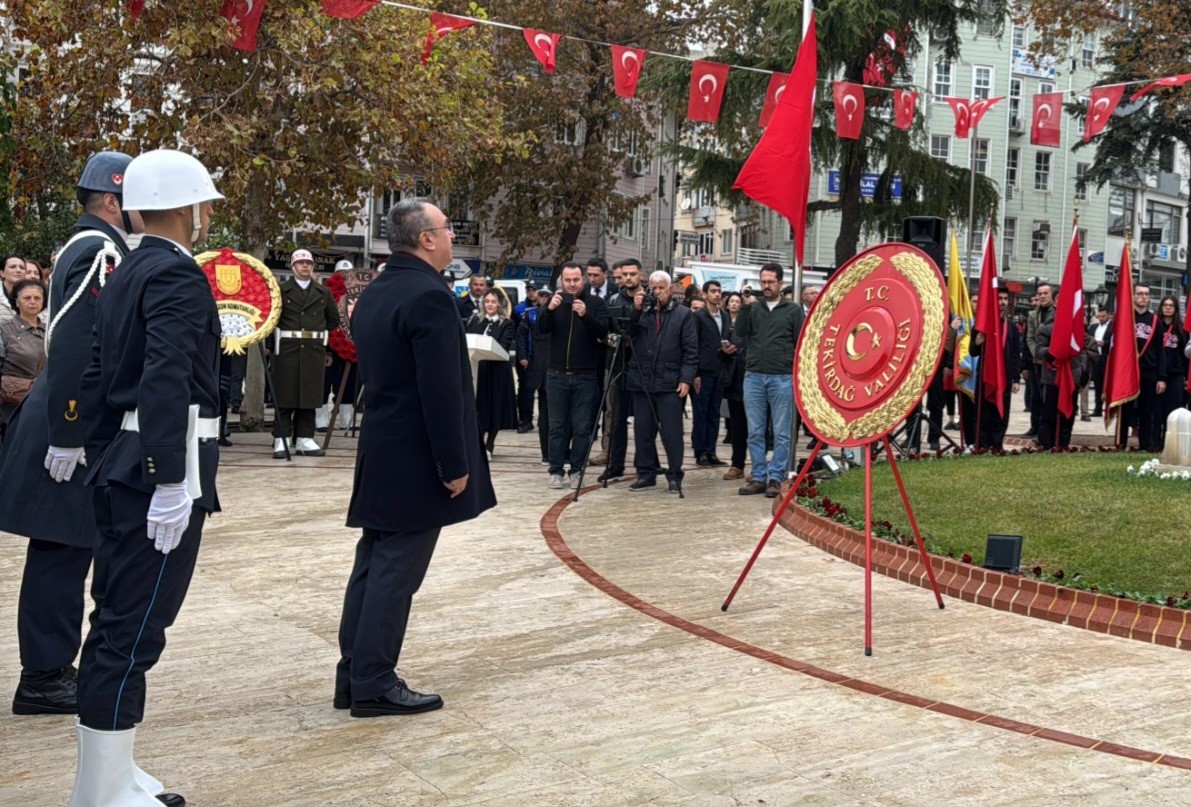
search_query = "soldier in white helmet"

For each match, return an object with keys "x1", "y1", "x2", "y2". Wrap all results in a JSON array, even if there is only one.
[{"x1": 71, "y1": 149, "x2": 224, "y2": 807}]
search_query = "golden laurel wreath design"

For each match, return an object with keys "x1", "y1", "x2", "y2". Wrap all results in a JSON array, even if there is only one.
[
  {"x1": 797, "y1": 249, "x2": 945, "y2": 444},
  {"x1": 195, "y1": 250, "x2": 283, "y2": 355}
]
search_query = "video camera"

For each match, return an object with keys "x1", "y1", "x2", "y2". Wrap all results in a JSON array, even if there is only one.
[{"x1": 640, "y1": 287, "x2": 660, "y2": 313}]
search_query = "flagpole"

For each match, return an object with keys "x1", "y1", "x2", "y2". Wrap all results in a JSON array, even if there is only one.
[{"x1": 965, "y1": 123, "x2": 978, "y2": 282}]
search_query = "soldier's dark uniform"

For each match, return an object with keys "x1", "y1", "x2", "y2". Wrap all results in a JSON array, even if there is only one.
[
  {"x1": 0, "y1": 152, "x2": 133, "y2": 715},
  {"x1": 271, "y1": 275, "x2": 340, "y2": 449},
  {"x1": 76, "y1": 234, "x2": 222, "y2": 732}
]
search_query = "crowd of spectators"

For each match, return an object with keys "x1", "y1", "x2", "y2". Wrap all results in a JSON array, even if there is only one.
[{"x1": 0, "y1": 255, "x2": 50, "y2": 427}]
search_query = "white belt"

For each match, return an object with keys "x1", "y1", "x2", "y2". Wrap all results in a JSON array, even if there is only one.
[
  {"x1": 120, "y1": 405, "x2": 218, "y2": 500},
  {"x1": 277, "y1": 329, "x2": 328, "y2": 341}
]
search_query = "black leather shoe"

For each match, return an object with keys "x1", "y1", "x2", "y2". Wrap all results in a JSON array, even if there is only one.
[
  {"x1": 695, "y1": 454, "x2": 712, "y2": 468},
  {"x1": 597, "y1": 467, "x2": 625, "y2": 483},
  {"x1": 217, "y1": 436, "x2": 233, "y2": 447},
  {"x1": 627, "y1": 477, "x2": 657, "y2": 492},
  {"x1": 667, "y1": 479, "x2": 680, "y2": 494},
  {"x1": 12, "y1": 666, "x2": 77, "y2": 715},
  {"x1": 706, "y1": 455, "x2": 727, "y2": 466},
  {"x1": 350, "y1": 681, "x2": 443, "y2": 717},
  {"x1": 157, "y1": 793, "x2": 186, "y2": 807},
  {"x1": 333, "y1": 686, "x2": 350, "y2": 710}
]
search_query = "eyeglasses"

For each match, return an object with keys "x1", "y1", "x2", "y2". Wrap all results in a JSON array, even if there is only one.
[{"x1": 423, "y1": 225, "x2": 455, "y2": 236}]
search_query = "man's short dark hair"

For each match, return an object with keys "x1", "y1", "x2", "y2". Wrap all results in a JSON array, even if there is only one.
[
  {"x1": 80, "y1": 190, "x2": 116, "y2": 214},
  {"x1": 1037, "y1": 282, "x2": 1053, "y2": 295},
  {"x1": 760, "y1": 262, "x2": 784, "y2": 282},
  {"x1": 560, "y1": 261, "x2": 584, "y2": 275},
  {"x1": 614, "y1": 258, "x2": 642, "y2": 271},
  {"x1": 1097, "y1": 306, "x2": 1109, "y2": 314},
  {"x1": 701, "y1": 280, "x2": 721, "y2": 294},
  {"x1": 386, "y1": 198, "x2": 434, "y2": 251},
  {"x1": 585, "y1": 257, "x2": 608, "y2": 272}
]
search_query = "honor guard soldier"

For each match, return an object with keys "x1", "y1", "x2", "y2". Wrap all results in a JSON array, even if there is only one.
[
  {"x1": 70, "y1": 149, "x2": 224, "y2": 807},
  {"x1": 0, "y1": 151, "x2": 141, "y2": 718},
  {"x1": 271, "y1": 249, "x2": 340, "y2": 458}
]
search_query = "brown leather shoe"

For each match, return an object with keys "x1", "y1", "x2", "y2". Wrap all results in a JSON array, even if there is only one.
[
  {"x1": 722, "y1": 466, "x2": 744, "y2": 480},
  {"x1": 765, "y1": 480, "x2": 781, "y2": 498},
  {"x1": 738, "y1": 479, "x2": 767, "y2": 495}
]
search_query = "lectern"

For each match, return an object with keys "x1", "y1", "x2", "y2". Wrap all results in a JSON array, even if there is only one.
[{"x1": 465, "y1": 333, "x2": 509, "y2": 393}]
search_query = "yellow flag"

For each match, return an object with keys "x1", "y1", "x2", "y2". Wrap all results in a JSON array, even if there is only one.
[{"x1": 948, "y1": 228, "x2": 976, "y2": 398}]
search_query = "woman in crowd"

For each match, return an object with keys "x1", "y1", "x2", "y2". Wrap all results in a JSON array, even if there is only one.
[
  {"x1": 1155, "y1": 295, "x2": 1187, "y2": 443},
  {"x1": 466, "y1": 288, "x2": 517, "y2": 460},
  {"x1": 720, "y1": 291, "x2": 748, "y2": 480},
  {"x1": 0, "y1": 279, "x2": 47, "y2": 428}
]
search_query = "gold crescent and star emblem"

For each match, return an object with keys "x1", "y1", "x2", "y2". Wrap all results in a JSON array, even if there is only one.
[{"x1": 845, "y1": 322, "x2": 880, "y2": 361}]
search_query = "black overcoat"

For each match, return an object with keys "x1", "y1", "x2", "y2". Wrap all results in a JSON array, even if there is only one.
[
  {"x1": 346, "y1": 252, "x2": 496, "y2": 533},
  {"x1": 271, "y1": 278, "x2": 340, "y2": 409}
]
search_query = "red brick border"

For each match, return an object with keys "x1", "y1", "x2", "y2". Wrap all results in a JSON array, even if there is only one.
[{"x1": 774, "y1": 496, "x2": 1190, "y2": 651}]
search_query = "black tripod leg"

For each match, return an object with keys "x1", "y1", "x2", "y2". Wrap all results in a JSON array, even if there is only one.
[{"x1": 573, "y1": 338, "x2": 625, "y2": 501}]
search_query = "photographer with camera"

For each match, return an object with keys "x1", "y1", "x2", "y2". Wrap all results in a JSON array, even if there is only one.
[
  {"x1": 625, "y1": 272, "x2": 698, "y2": 493},
  {"x1": 598, "y1": 258, "x2": 643, "y2": 483},
  {"x1": 539, "y1": 263, "x2": 610, "y2": 489}
]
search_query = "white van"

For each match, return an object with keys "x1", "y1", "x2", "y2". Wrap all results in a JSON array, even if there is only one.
[{"x1": 676, "y1": 262, "x2": 828, "y2": 295}]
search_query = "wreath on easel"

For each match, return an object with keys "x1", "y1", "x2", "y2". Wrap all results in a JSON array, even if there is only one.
[{"x1": 196, "y1": 248, "x2": 283, "y2": 355}]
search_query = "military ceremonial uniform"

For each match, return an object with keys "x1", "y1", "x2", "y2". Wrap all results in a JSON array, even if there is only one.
[
  {"x1": 271, "y1": 276, "x2": 340, "y2": 443},
  {"x1": 76, "y1": 235, "x2": 222, "y2": 732}
]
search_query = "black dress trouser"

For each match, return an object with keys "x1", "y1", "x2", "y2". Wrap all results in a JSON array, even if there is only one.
[
  {"x1": 18, "y1": 539, "x2": 93, "y2": 671},
  {"x1": 632, "y1": 390, "x2": 685, "y2": 482},
  {"x1": 336, "y1": 527, "x2": 441, "y2": 702},
  {"x1": 78, "y1": 484, "x2": 206, "y2": 731}
]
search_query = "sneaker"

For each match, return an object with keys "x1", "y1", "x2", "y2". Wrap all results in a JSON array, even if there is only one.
[
  {"x1": 628, "y1": 477, "x2": 657, "y2": 492},
  {"x1": 12, "y1": 665, "x2": 77, "y2": 715},
  {"x1": 597, "y1": 467, "x2": 625, "y2": 483},
  {"x1": 667, "y1": 479, "x2": 680, "y2": 494},
  {"x1": 549, "y1": 474, "x2": 565, "y2": 489},
  {"x1": 569, "y1": 473, "x2": 582, "y2": 489}
]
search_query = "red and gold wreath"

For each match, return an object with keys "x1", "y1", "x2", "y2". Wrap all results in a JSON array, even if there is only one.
[
  {"x1": 323, "y1": 272, "x2": 357, "y2": 362},
  {"x1": 195, "y1": 248, "x2": 283, "y2": 355}
]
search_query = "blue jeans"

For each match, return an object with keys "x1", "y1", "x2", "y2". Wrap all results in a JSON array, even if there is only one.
[
  {"x1": 743, "y1": 371, "x2": 793, "y2": 483},
  {"x1": 690, "y1": 373, "x2": 723, "y2": 458},
  {"x1": 545, "y1": 371, "x2": 598, "y2": 476}
]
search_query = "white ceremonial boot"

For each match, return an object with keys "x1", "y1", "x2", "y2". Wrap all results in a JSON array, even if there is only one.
[
  {"x1": 295, "y1": 437, "x2": 326, "y2": 457},
  {"x1": 337, "y1": 404, "x2": 354, "y2": 431},
  {"x1": 314, "y1": 405, "x2": 330, "y2": 430},
  {"x1": 132, "y1": 763, "x2": 163, "y2": 796},
  {"x1": 272, "y1": 438, "x2": 287, "y2": 459},
  {"x1": 69, "y1": 723, "x2": 161, "y2": 807}
]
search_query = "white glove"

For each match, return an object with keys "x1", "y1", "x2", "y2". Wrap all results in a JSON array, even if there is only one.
[
  {"x1": 147, "y1": 483, "x2": 192, "y2": 555},
  {"x1": 44, "y1": 446, "x2": 86, "y2": 483}
]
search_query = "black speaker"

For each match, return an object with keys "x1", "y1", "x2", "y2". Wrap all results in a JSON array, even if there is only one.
[
  {"x1": 902, "y1": 216, "x2": 946, "y2": 271},
  {"x1": 983, "y1": 534, "x2": 1023, "y2": 573}
]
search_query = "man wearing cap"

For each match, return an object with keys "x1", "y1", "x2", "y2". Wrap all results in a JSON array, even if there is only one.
[
  {"x1": 270, "y1": 249, "x2": 340, "y2": 458},
  {"x1": 0, "y1": 151, "x2": 143, "y2": 719},
  {"x1": 71, "y1": 148, "x2": 224, "y2": 806}
]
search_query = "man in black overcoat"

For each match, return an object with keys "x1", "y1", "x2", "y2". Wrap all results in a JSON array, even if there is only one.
[
  {"x1": 335, "y1": 198, "x2": 496, "y2": 718},
  {"x1": 0, "y1": 151, "x2": 138, "y2": 717}
]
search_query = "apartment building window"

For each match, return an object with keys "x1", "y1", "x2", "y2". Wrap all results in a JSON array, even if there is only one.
[
  {"x1": 740, "y1": 223, "x2": 759, "y2": 250},
  {"x1": 1038, "y1": 81, "x2": 1054, "y2": 96},
  {"x1": 1081, "y1": 34, "x2": 1096, "y2": 69},
  {"x1": 975, "y1": 4, "x2": 997, "y2": 36},
  {"x1": 1012, "y1": 25, "x2": 1027, "y2": 49},
  {"x1": 612, "y1": 198, "x2": 636, "y2": 240},
  {"x1": 969, "y1": 219, "x2": 987, "y2": 254},
  {"x1": 1075, "y1": 163, "x2": 1090, "y2": 201},
  {"x1": 1009, "y1": 78, "x2": 1023, "y2": 123},
  {"x1": 930, "y1": 135, "x2": 951, "y2": 161},
  {"x1": 1034, "y1": 152, "x2": 1052, "y2": 191},
  {"x1": 1076, "y1": 98, "x2": 1086, "y2": 138},
  {"x1": 696, "y1": 187, "x2": 714, "y2": 208},
  {"x1": 1078, "y1": 228, "x2": 1088, "y2": 250},
  {"x1": 1147, "y1": 201, "x2": 1182, "y2": 244},
  {"x1": 1006, "y1": 147, "x2": 1020, "y2": 188},
  {"x1": 1107, "y1": 186, "x2": 1135, "y2": 237},
  {"x1": 933, "y1": 60, "x2": 953, "y2": 98},
  {"x1": 639, "y1": 207, "x2": 651, "y2": 246},
  {"x1": 611, "y1": 129, "x2": 640, "y2": 155},
  {"x1": 698, "y1": 232, "x2": 715, "y2": 255},
  {"x1": 555, "y1": 121, "x2": 582, "y2": 145},
  {"x1": 1004, "y1": 218, "x2": 1017, "y2": 259},
  {"x1": 721, "y1": 228, "x2": 734, "y2": 255},
  {"x1": 973, "y1": 66, "x2": 993, "y2": 100},
  {"x1": 1159, "y1": 141, "x2": 1176, "y2": 172},
  {"x1": 973, "y1": 138, "x2": 990, "y2": 175},
  {"x1": 1031, "y1": 222, "x2": 1050, "y2": 260}
]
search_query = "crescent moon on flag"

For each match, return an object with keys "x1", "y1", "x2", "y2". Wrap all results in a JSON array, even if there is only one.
[
  {"x1": 621, "y1": 51, "x2": 639, "y2": 71},
  {"x1": 699, "y1": 74, "x2": 718, "y2": 97},
  {"x1": 1092, "y1": 97, "x2": 1110, "y2": 119},
  {"x1": 241, "y1": 0, "x2": 254, "y2": 16},
  {"x1": 775, "y1": 86, "x2": 786, "y2": 103},
  {"x1": 535, "y1": 33, "x2": 553, "y2": 53},
  {"x1": 843, "y1": 95, "x2": 857, "y2": 117},
  {"x1": 958, "y1": 106, "x2": 969, "y2": 125},
  {"x1": 1038, "y1": 103, "x2": 1052, "y2": 124}
]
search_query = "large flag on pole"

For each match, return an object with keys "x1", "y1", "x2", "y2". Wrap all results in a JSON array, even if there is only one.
[
  {"x1": 733, "y1": 13, "x2": 817, "y2": 266},
  {"x1": 973, "y1": 229, "x2": 1006, "y2": 416},
  {"x1": 948, "y1": 227, "x2": 976, "y2": 398},
  {"x1": 1050, "y1": 225, "x2": 1085, "y2": 419},
  {"x1": 1103, "y1": 243, "x2": 1140, "y2": 425}
]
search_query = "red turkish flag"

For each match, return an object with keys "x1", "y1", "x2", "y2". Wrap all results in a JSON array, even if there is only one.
[
  {"x1": 945, "y1": 97, "x2": 973, "y2": 138},
  {"x1": 322, "y1": 0, "x2": 379, "y2": 19},
  {"x1": 610, "y1": 46, "x2": 647, "y2": 99},
  {"x1": 733, "y1": 14, "x2": 817, "y2": 266},
  {"x1": 1130, "y1": 73, "x2": 1191, "y2": 101},
  {"x1": 687, "y1": 60, "x2": 730, "y2": 123},
  {"x1": 421, "y1": 12, "x2": 475, "y2": 65},
  {"x1": 1084, "y1": 84, "x2": 1125, "y2": 142},
  {"x1": 759, "y1": 72, "x2": 789, "y2": 128},
  {"x1": 973, "y1": 229, "x2": 1006, "y2": 416},
  {"x1": 832, "y1": 82, "x2": 865, "y2": 140},
  {"x1": 1050, "y1": 225, "x2": 1086, "y2": 419},
  {"x1": 220, "y1": 0, "x2": 267, "y2": 52},
  {"x1": 1031, "y1": 92, "x2": 1063, "y2": 147},
  {"x1": 862, "y1": 29, "x2": 901, "y2": 88},
  {"x1": 969, "y1": 95, "x2": 1004, "y2": 129},
  {"x1": 127, "y1": 0, "x2": 144, "y2": 20},
  {"x1": 523, "y1": 29, "x2": 562, "y2": 73},
  {"x1": 1103, "y1": 244, "x2": 1140, "y2": 423},
  {"x1": 893, "y1": 89, "x2": 917, "y2": 130}
]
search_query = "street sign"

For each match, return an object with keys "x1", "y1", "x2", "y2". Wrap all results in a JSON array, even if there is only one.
[{"x1": 1140, "y1": 227, "x2": 1164, "y2": 243}]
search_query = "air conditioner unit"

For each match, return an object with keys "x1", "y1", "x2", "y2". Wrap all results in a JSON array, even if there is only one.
[
  {"x1": 1009, "y1": 114, "x2": 1023, "y2": 133},
  {"x1": 1177, "y1": 245, "x2": 1187, "y2": 262},
  {"x1": 1144, "y1": 242, "x2": 1162, "y2": 257},
  {"x1": 626, "y1": 156, "x2": 647, "y2": 177}
]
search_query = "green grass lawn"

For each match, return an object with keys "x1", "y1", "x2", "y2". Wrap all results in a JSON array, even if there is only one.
[{"x1": 812, "y1": 452, "x2": 1191, "y2": 600}]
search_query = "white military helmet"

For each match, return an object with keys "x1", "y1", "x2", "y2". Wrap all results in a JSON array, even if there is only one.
[
  {"x1": 290, "y1": 249, "x2": 314, "y2": 265},
  {"x1": 334, "y1": 259, "x2": 354, "y2": 272},
  {"x1": 122, "y1": 149, "x2": 224, "y2": 211}
]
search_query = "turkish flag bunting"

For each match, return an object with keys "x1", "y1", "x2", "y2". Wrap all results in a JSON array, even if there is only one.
[
  {"x1": 733, "y1": 14, "x2": 817, "y2": 266},
  {"x1": 973, "y1": 228, "x2": 1006, "y2": 416},
  {"x1": 832, "y1": 82, "x2": 865, "y2": 140},
  {"x1": 1050, "y1": 226, "x2": 1086, "y2": 419},
  {"x1": 1130, "y1": 72, "x2": 1191, "y2": 101},
  {"x1": 1031, "y1": 92, "x2": 1063, "y2": 147},
  {"x1": 523, "y1": 29, "x2": 562, "y2": 73},
  {"x1": 127, "y1": 0, "x2": 144, "y2": 20},
  {"x1": 322, "y1": 0, "x2": 379, "y2": 19},
  {"x1": 1103, "y1": 243, "x2": 1140, "y2": 424},
  {"x1": 893, "y1": 89, "x2": 917, "y2": 130},
  {"x1": 969, "y1": 95, "x2": 1004, "y2": 129},
  {"x1": 759, "y1": 72, "x2": 789, "y2": 128},
  {"x1": 220, "y1": 0, "x2": 267, "y2": 52},
  {"x1": 687, "y1": 60, "x2": 731, "y2": 123},
  {"x1": 610, "y1": 45, "x2": 647, "y2": 99},
  {"x1": 945, "y1": 97, "x2": 973, "y2": 138},
  {"x1": 422, "y1": 12, "x2": 475, "y2": 65},
  {"x1": 1085, "y1": 85, "x2": 1124, "y2": 142},
  {"x1": 862, "y1": 29, "x2": 901, "y2": 88}
]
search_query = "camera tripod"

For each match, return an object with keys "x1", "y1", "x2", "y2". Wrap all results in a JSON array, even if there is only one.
[{"x1": 884, "y1": 397, "x2": 960, "y2": 459}]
